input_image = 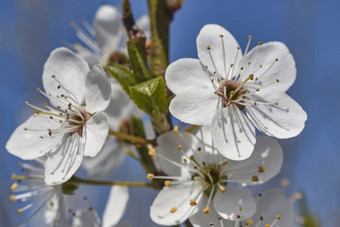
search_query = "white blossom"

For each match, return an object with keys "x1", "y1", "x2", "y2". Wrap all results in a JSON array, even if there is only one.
[
  {"x1": 165, "y1": 24, "x2": 307, "y2": 160},
  {"x1": 6, "y1": 47, "x2": 111, "y2": 185},
  {"x1": 149, "y1": 127, "x2": 283, "y2": 226}
]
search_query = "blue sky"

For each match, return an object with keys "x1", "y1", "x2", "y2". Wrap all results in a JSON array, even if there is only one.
[{"x1": 0, "y1": 0, "x2": 339, "y2": 226}]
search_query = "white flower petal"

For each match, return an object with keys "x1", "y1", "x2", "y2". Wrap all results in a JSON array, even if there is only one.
[
  {"x1": 44, "y1": 134, "x2": 85, "y2": 185},
  {"x1": 189, "y1": 195, "x2": 234, "y2": 227},
  {"x1": 150, "y1": 182, "x2": 202, "y2": 226},
  {"x1": 170, "y1": 90, "x2": 219, "y2": 126},
  {"x1": 213, "y1": 187, "x2": 256, "y2": 221},
  {"x1": 136, "y1": 15, "x2": 151, "y2": 39},
  {"x1": 83, "y1": 112, "x2": 109, "y2": 157},
  {"x1": 252, "y1": 189, "x2": 295, "y2": 227},
  {"x1": 85, "y1": 65, "x2": 111, "y2": 113},
  {"x1": 42, "y1": 47, "x2": 89, "y2": 107},
  {"x1": 106, "y1": 79, "x2": 142, "y2": 130},
  {"x1": 72, "y1": 210, "x2": 101, "y2": 227},
  {"x1": 197, "y1": 24, "x2": 242, "y2": 79},
  {"x1": 212, "y1": 106, "x2": 256, "y2": 161},
  {"x1": 227, "y1": 136, "x2": 283, "y2": 186},
  {"x1": 44, "y1": 192, "x2": 65, "y2": 226},
  {"x1": 239, "y1": 42, "x2": 296, "y2": 92},
  {"x1": 246, "y1": 90, "x2": 307, "y2": 138},
  {"x1": 82, "y1": 138, "x2": 126, "y2": 178},
  {"x1": 6, "y1": 115, "x2": 63, "y2": 160},
  {"x1": 165, "y1": 58, "x2": 213, "y2": 95},
  {"x1": 156, "y1": 131, "x2": 197, "y2": 177},
  {"x1": 103, "y1": 186, "x2": 129, "y2": 227},
  {"x1": 94, "y1": 5, "x2": 122, "y2": 52}
]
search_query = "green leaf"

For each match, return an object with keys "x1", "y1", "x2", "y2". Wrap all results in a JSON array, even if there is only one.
[
  {"x1": 127, "y1": 40, "x2": 150, "y2": 82},
  {"x1": 129, "y1": 77, "x2": 167, "y2": 114},
  {"x1": 106, "y1": 63, "x2": 137, "y2": 95}
]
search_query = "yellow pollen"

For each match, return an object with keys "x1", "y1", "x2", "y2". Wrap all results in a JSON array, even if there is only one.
[
  {"x1": 9, "y1": 195, "x2": 15, "y2": 203},
  {"x1": 146, "y1": 173, "x2": 154, "y2": 180},
  {"x1": 11, "y1": 174, "x2": 17, "y2": 180},
  {"x1": 247, "y1": 220, "x2": 254, "y2": 226},
  {"x1": 190, "y1": 199, "x2": 197, "y2": 206},
  {"x1": 239, "y1": 206, "x2": 243, "y2": 211},
  {"x1": 177, "y1": 145, "x2": 182, "y2": 150},
  {"x1": 249, "y1": 74, "x2": 254, "y2": 80},
  {"x1": 206, "y1": 45, "x2": 211, "y2": 50},
  {"x1": 17, "y1": 209, "x2": 22, "y2": 214},
  {"x1": 219, "y1": 185, "x2": 226, "y2": 193},
  {"x1": 276, "y1": 78, "x2": 280, "y2": 83},
  {"x1": 10, "y1": 183, "x2": 18, "y2": 192},
  {"x1": 276, "y1": 215, "x2": 281, "y2": 220},
  {"x1": 230, "y1": 63, "x2": 234, "y2": 67},
  {"x1": 36, "y1": 88, "x2": 40, "y2": 92},
  {"x1": 252, "y1": 175, "x2": 259, "y2": 182},
  {"x1": 173, "y1": 125, "x2": 179, "y2": 133},
  {"x1": 258, "y1": 41, "x2": 263, "y2": 45},
  {"x1": 294, "y1": 192, "x2": 303, "y2": 200},
  {"x1": 265, "y1": 225, "x2": 270, "y2": 227},
  {"x1": 148, "y1": 149, "x2": 156, "y2": 157},
  {"x1": 256, "y1": 88, "x2": 260, "y2": 91},
  {"x1": 203, "y1": 207, "x2": 211, "y2": 214},
  {"x1": 275, "y1": 102, "x2": 279, "y2": 105},
  {"x1": 258, "y1": 166, "x2": 266, "y2": 173},
  {"x1": 170, "y1": 207, "x2": 177, "y2": 213},
  {"x1": 164, "y1": 180, "x2": 171, "y2": 187},
  {"x1": 183, "y1": 158, "x2": 187, "y2": 163},
  {"x1": 248, "y1": 35, "x2": 252, "y2": 39}
]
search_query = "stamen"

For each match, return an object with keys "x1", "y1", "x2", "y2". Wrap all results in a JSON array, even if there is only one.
[{"x1": 244, "y1": 35, "x2": 252, "y2": 55}]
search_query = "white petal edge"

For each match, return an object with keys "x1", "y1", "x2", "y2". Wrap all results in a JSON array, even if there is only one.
[
  {"x1": 85, "y1": 65, "x2": 111, "y2": 113},
  {"x1": 42, "y1": 47, "x2": 89, "y2": 107},
  {"x1": 227, "y1": 136, "x2": 283, "y2": 186},
  {"x1": 246, "y1": 90, "x2": 307, "y2": 138},
  {"x1": 214, "y1": 187, "x2": 256, "y2": 221},
  {"x1": 93, "y1": 5, "x2": 122, "y2": 52},
  {"x1": 44, "y1": 134, "x2": 85, "y2": 185},
  {"x1": 83, "y1": 112, "x2": 109, "y2": 157},
  {"x1": 150, "y1": 183, "x2": 202, "y2": 226},
  {"x1": 102, "y1": 186, "x2": 129, "y2": 227},
  {"x1": 197, "y1": 24, "x2": 242, "y2": 79},
  {"x1": 212, "y1": 106, "x2": 256, "y2": 161},
  {"x1": 165, "y1": 58, "x2": 213, "y2": 95},
  {"x1": 239, "y1": 42, "x2": 296, "y2": 92},
  {"x1": 6, "y1": 114, "x2": 63, "y2": 160},
  {"x1": 72, "y1": 210, "x2": 101, "y2": 227}
]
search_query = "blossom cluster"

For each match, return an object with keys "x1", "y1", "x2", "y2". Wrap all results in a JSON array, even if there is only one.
[{"x1": 5, "y1": 3, "x2": 306, "y2": 227}]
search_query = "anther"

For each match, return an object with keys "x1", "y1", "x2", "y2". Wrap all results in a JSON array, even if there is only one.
[
  {"x1": 222, "y1": 160, "x2": 228, "y2": 166},
  {"x1": 173, "y1": 125, "x2": 179, "y2": 133},
  {"x1": 17, "y1": 209, "x2": 22, "y2": 214},
  {"x1": 276, "y1": 78, "x2": 280, "y2": 83},
  {"x1": 36, "y1": 88, "x2": 40, "y2": 92},
  {"x1": 148, "y1": 149, "x2": 156, "y2": 157},
  {"x1": 146, "y1": 173, "x2": 154, "y2": 180},
  {"x1": 206, "y1": 45, "x2": 211, "y2": 50},
  {"x1": 219, "y1": 185, "x2": 226, "y2": 193},
  {"x1": 265, "y1": 225, "x2": 270, "y2": 227},
  {"x1": 209, "y1": 223, "x2": 214, "y2": 226},
  {"x1": 260, "y1": 216, "x2": 264, "y2": 220},
  {"x1": 258, "y1": 42, "x2": 263, "y2": 45},
  {"x1": 219, "y1": 34, "x2": 224, "y2": 38},
  {"x1": 255, "y1": 77, "x2": 259, "y2": 81},
  {"x1": 248, "y1": 35, "x2": 252, "y2": 39},
  {"x1": 230, "y1": 64, "x2": 234, "y2": 68},
  {"x1": 51, "y1": 75, "x2": 56, "y2": 78},
  {"x1": 197, "y1": 147, "x2": 202, "y2": 151},
  {"x1": 24, "y1": 128, "x2": 27, "y2": 131},
  {"x1": 57, "y1": 85, "x2": 61, "y2": 89},
  {"x1": 177, "y1": 145, "x2": 182, "y2": 150},
  {"x1": 9, "y1": 195, "x2": 15, "y2": 202},
  {"x1": 247, "y1": 220, "x2": 254, "y2": 226},
  {"x1": 203, "y1": 207, "x2": 211, "y2": 214},
  {"x1": 258, "y1": 166, "x2": 266, "y2": 173},
  {"x1": 254, "y1": 101, "x2": 257, "y2": 105},
  {"x1": 237, "y1": 215, "x2": 241, "y2": 219},
  {"x1": 252, "y1": 175, "x2": 259, "y2": 182},
  {"x1": 164, "y1": 180, "x2": 171, "y2": 187},
  {"x1": 275, "y1": 102, "x2": 278, "y2": 105},
  {"x1": 249, "y1": 74, "x2": 254, "y2": 80},
  {"x1": 256, "y1": 88, "x2": 260, "y2": 91},
  {"x1": 239, "y1": 206, "x2": 243, "y2": 211},
  {"x1": 183, "y1": 158, "x2": 187, "y2": 163},
  {"x1": 276, "y1": 215, "x2": 281, "y2": 220},
  {"x1": 190, "y1": 199, "x2": 197, "y2": 206},
  {"x1": 218, "y1": 217, "x2": 222, "y2": 220},
  {"x1": 10, "y1": 183, "x2": 18, "y2": 192},
  {"x1": 40, "y1": 136, "x2": 44, "y2": 139},
  {"x1": 275, "y1": 58, "x2": 279, "y2": 61},
  {"x1": 241, "y1": 67, "x2": 244, "y2": 70},
  {"x1": 170, "y1": 207, "x2": 177, "y2": 213}
]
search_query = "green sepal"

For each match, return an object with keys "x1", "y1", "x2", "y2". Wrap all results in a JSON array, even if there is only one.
[
  {"x1": 127, "y1": 40, "x2": 150, "y2": 82},
  {"x1": 61, "y1": 182, "x2": 79, "y2": 195},
  {"x1": 129, "y1": 76, "x2": 167, "y2": 114}
]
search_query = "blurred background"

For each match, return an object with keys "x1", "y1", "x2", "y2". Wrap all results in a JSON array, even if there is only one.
[{"x1": 0, "y1": 0, "x2": 339, "y2": 226}]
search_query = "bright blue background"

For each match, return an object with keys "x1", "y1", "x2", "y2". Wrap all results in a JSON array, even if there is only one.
[{"x1": 1, "y1": 0, "x2": 339, "y2": 226}]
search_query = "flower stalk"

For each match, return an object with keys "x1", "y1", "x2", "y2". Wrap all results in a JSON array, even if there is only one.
[{"x1": 69, "y1": 176, "x2": 155, "y2": 188}]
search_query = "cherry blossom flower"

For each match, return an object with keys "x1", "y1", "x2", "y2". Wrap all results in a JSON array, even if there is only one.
[
  {"x1": 9, "y1": 160, "x2": 66, "y2": 227},
  {"x1": 165, "y1": 24, "x2": 307, "y2": 160},
  {"x1": 148, "y1": 127, "x2": 283, "y2": 226},
  {"x1": 6, "y1": 47, "x2": 111, "y2": 185},
  {"x1": 212, "y1": 188, "x2": 296, "y2": 227},
  {"x1": 68, "y1": 4, "x2": 150, "y2": 67}
]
